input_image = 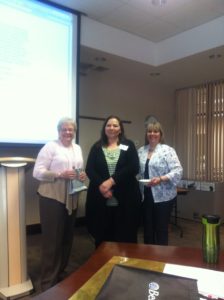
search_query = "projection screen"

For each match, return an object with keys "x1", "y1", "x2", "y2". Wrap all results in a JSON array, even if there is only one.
[{"x1": 0, "y1": 0, "x2": 80, "y2": 145}]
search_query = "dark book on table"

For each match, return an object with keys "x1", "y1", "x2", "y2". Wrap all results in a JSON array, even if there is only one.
[{"x1": 96, "y1": 264, "x2": 199, "y2": 300}]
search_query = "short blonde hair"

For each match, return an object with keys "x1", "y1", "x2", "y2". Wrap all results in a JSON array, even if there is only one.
[{"x1": 146, "y1": 121, "x2": 165, "y2": 144}]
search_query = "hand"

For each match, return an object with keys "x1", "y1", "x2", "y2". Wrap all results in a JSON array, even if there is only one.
[
  {"x1": 58, "y1": 169, "x2": 76, "y2": 180},
  {"x1": 102, "y1": 190, "x2": 113, "y2": 199},
  {"x1": 148, "y1": 177, "x2": 161, "y2": 186},
  {"x1": 99, "y1": 178, "x2": 114, "y2": 196},
  {"x1": 78, "y1": 170, "x2": 87, "y2": 182}
]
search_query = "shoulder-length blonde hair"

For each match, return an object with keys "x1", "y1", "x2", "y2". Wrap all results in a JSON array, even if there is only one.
[{"x1": 145, "y1": 121, "x2": 165, "y2": 145}]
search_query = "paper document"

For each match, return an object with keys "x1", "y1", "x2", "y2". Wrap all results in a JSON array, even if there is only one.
[
  {"x1": 164, "y1": 263, "x2": 224, "y2": 299},
  {"x1": 69, "y1": 180, "x2": 87, "y2": 194}
]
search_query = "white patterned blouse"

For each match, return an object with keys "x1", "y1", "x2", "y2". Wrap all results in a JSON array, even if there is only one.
[{"x1": 138, "y1": 143, "x2": 183, "y2": 203}]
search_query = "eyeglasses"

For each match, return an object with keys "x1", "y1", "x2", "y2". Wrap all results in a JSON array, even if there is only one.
[{"x1": 60, "y1": 128, "x2": 74, "y2": 133}]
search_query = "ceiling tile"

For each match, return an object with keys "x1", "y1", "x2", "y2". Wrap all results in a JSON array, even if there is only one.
[
  {"x1": 100, "y1": 5, "x2": 157, "y2": 32},
  {"x1": 52, "y1": 0, "x2": 224, "y2": 42},
  {"x1": 133, "y1": 18, "x2": 182, "y2": 42}
]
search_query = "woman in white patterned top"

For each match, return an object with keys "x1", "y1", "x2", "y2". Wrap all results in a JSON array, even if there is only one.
[{"x1": 138, "y1": 121, "x2": 183, "y2": 245}]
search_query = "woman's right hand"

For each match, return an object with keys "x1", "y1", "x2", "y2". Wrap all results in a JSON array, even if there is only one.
[
  {"x1": 58, "y1": 169, "x2": 76, "y2": 180},
  {"x1": 102, "y1": 190, "x2": 113, "y2": 199},
  {"x1": 99, "y1": 179, "x2": 114, "y2": 198},
  {"x1": 99, "y1": 182, "x2": 108, "y2": 195},
  {"x1": 77, "y1": 170, "x2": 87, "y2": 182},
  {"x1": 99, "y1": 179, "x2": 113, "y2": 194}
]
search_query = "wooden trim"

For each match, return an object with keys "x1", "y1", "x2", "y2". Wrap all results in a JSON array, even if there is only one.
[{"x1": 79, "y1": 115, "x2": 131, "y2": 124}]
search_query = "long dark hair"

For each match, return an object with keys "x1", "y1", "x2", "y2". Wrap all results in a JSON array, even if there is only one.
[{"x1": 99, "y1": 115, "x2": 125, "y2": 146}]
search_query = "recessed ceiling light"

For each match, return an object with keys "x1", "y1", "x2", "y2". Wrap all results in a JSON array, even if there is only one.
[
  {"x1": 209, "y1": 54, "x2": 215, "y2": 59},
  {"x1": 209, "y1": 54, "x2": 222, "y2": 59},
  {"x1": 150, "y1": 72, "x2": 160, "y2": 76},
  {"x1": 152, "y1": 0, "x2": 167, "y2": 6},
  {"x1": 95, "y1": 57, "x2": 107, "y2": 62}
]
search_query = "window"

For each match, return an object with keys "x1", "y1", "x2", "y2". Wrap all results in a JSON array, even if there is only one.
[{"x1": 175, "y1": 80, "x2": 224, "y2": 182}]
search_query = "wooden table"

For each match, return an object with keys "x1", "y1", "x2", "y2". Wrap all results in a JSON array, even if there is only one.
[{"x1": 33, "y1": 242, "x2": 224, "y2": 300}]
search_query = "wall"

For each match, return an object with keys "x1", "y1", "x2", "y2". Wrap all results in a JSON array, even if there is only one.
[
  {"x1": 5, "y1": 65, "x2": 223, "y2": 223},
  {"x1": 77, "y1": 68, "x2": 175, "y2": 218},
  {"x1": 0, "y1": 13, "x2": 178, "y2": 225},
  {"x1": 0, "y1": 68, "x2": 175, "y2": 225},
  {"x1": 1, "y1": 14, "x2": 223, "y2": 225},
  {"x1": 178, "y1": 188, "x2": 224, "y2": 222},
  {"x1": 78, "y1": 69, "x2": 175, "y2": 149}
]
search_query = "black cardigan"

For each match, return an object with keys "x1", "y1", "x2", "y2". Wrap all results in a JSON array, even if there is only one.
[{"x1": 85, "y1": 139, "x2": 141, "y2": 242}]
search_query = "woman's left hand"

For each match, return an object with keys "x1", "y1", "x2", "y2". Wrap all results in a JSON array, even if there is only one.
[
  {"x1": 78, "y1": 170, "x2": 87, "y2": 182},
  {"x1": 99, "y1": 178, "x2": 114, "y2": 196},
  {"x1": 102, "y1": 190, "x2": 113, "y2": 199},
  {"x1": 59, "y1": 169, "x2": 76, "y2": 179},
  {"x1": 148, "y1": 177, "x2": 161, "y2": 186}
]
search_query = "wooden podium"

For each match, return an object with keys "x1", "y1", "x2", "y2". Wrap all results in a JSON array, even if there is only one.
[{"x1": 0, "y1": 157, "x2": 35, "y2": 299}]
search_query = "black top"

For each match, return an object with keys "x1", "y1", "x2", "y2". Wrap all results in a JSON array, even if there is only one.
[{"x1": 85, "y1": 139, "x2": 141, "y2": 242}]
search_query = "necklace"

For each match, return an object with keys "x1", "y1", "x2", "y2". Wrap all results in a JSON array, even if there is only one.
[
  {"x1": 105, "y1": 148, "x2": 119, "y2": 159},
  {"x1": 148, "y1": 148, "x2": 155, "y2": 159}
]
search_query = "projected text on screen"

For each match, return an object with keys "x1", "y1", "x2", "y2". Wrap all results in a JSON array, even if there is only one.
[{"x1": 0, "y1": 0, "x2": 78, "y2": 144}]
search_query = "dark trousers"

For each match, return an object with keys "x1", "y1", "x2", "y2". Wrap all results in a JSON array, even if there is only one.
[
  {"x1": 142, "y1": 188, "x2": 174, "y2": 245},
  {"x1": 95, "y1": 206, "x2": 138, "y2": 248},
  {"x1": 39, "y1": 196, "x2": 76, "y2": 291}
]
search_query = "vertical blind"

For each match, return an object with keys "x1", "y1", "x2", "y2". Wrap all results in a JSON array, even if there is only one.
[{"x1": 175, "y1": 80, "x2": 224, "y2": 182}]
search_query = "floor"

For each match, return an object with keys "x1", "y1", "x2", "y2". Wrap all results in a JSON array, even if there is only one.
[{"x1": 2, "y1": 218, "x2": 224, "y2": 300}]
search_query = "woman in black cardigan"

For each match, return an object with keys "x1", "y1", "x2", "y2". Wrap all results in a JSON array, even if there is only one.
[{"x1": 85, "y1": 115, "x2": 141, "y2": 247}]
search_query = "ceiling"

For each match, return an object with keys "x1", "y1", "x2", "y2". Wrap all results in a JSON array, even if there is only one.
[{"x1": 51, "y1": 0, "x2": 224, "y2": 89}]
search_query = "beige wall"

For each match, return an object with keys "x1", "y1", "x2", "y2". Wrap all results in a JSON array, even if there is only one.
[
  {"x1": 0, "y1": 71, "x2": 174, "y2": 224},
  {"x1": 79, "y1": 70, "x2": 175, "y2": 157},
  {"x1": 6, "y1": 67, "x2": 222, "y2": 223},
  {"x1": 0, "y1": 70, "x2": 175, "y2": 225},
  {"x1": 77, "y1": 70, "x2": 175, "y2": 219}
]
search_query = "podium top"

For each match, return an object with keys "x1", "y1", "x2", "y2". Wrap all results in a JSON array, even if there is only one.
[{"x1": 0, "y1": 157, "x2": 35, "y2": 167}]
